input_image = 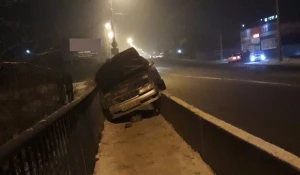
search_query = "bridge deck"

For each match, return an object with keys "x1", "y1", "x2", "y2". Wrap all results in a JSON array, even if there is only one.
[{"x1": 93, "y1": 115, "x2": 213, "y2": 175}]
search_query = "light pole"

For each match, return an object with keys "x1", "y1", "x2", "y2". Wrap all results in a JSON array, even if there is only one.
[
  {"x1": 105, "y1": 23, "x2": 112, "y2": 30},
  {"x1": 104, "y1": 22, "x2": 113, "y2": 56},
  {"x1": 276, "y1": 0, "x2": 282, "y2": 61},
  {"x1": 110, "y1": 0, "x2": 119, "y2": 55}
]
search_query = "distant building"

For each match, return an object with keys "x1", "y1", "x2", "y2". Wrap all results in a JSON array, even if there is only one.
[{"x1": 241, "y1": 16, "x2": 300, "y2": 58}]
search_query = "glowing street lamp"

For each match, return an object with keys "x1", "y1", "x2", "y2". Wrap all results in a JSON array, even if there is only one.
[
  {"x1": 108, "y1": 31, "x2": 114, "y2": 39},
  {"x1": 105, "y1": 23, "x2": 112, "y2": 30},
  {"x1": 127, "y1": 38, "x2": 133, "y2": 45}
]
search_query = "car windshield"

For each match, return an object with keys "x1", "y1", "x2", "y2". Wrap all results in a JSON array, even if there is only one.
[{"x1": 254, "y1": 51, "x2": 263, "y2": 55}]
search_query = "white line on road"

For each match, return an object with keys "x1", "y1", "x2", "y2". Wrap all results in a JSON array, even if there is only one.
[{"x1": 169, "y1": 73, "x2": 298, "y2": 87}]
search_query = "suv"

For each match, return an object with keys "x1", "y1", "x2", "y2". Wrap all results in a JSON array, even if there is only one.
[
  {"x1": 250, "y1": 51, "x2": 266, "y2": 62},
  {"x1": 96, "y1": 48, "x2": 166, "y2": 121}
]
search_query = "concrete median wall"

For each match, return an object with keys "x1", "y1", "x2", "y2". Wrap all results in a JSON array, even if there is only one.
[{"x1": 161, "y1": 92, "x2": 300, "y2": 175}]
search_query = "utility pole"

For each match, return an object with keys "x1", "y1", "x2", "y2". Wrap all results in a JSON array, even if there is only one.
[
  {"x1": 220, "y1": 33, "x2": 223, "y2": 60},
  {"x1": 276, "y1": 0, "x2": 282, "y2": 61}
]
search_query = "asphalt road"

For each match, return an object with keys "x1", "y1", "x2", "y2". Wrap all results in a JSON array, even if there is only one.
[{"x1": 153, "y1": 58, "x2": 300, "y2": 157}]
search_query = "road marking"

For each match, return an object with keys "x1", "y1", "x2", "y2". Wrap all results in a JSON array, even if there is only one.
[
  {"x1": 186, "y1": 75, "x2": 222, "y2": 80},
  {"x1": 169, "y1": 73, "x2": 297, "y2": 87},
  {"x1": 156, "y1": 67, "x2": 171, "y2": 73}
]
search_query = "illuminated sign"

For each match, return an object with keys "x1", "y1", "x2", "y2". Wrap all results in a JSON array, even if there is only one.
[
  {"x1": 253, "y1": 33, "x2": 260, "y2": 38},
  {"x1": 263, "y1": 15, "x2": 277, "y2": 22}
]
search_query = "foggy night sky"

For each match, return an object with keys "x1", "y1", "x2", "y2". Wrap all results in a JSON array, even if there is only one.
[
  {"x1": 2, "y1": 0, "x2": 300, "y2": 56},
  {"x1": 114, "y1": 0, "x2": 300, "y2": 53}
]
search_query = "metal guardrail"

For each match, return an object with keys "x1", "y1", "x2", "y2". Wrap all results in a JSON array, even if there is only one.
[{"x1": 0, "y1": 87, "x2": 103, "y2": 175}]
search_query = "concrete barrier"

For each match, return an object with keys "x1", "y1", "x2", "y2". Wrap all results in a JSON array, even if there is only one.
[
  {"x1": 161, "y1": 92, "x2": 300, "y2": 175},
  {"x1": 152, "y1": 58, "x2": 300, "y2": 72}
]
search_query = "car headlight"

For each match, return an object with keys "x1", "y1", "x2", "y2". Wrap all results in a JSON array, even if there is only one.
[
  {"x1": 139, "y1": 83, "x2": 153, "y2": 94},
  {"x1": 261, "y1": 54, "x2": 266, "y2": 60},
  {"x1": 250, "y1": 56, "x2": 255, "y2": 62}
]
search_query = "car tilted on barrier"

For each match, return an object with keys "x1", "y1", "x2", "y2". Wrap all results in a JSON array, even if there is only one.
[{"x1": 96, "y1": 48, "x2": 166, "y2": 121}]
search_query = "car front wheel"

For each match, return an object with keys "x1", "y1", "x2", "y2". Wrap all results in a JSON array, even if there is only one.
[
  {"x1": 102, "y1": 108, "x2": 113, "y2": 122},
  {"x1": 157, "y1": 79, "x2": 166, "y2": 90},
  {"x1": 152, "y1": 98, "x2": 161, "y2": 115}
]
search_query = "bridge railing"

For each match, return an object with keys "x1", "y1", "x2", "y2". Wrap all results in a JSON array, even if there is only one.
[{"x1": 0, "y1": 87, "x2": 104, "y2": 175}]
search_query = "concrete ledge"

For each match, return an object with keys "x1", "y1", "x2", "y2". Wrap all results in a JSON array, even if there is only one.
[{"x1": 161, "y1": 92, "x2": 300, "y2": 175}]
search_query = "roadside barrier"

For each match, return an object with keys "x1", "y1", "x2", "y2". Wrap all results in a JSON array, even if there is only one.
[{"x1": 161, "y1": 92, "x2": 300, "y2": 175}]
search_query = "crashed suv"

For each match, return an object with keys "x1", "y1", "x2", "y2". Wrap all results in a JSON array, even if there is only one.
[{"x1": 95, "y1": 48, "x2": 166, "y2": 121}]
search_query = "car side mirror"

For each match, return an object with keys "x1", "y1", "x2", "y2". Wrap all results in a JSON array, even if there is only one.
[{"x1": 149, "y1": 61, "x2": 154, "y2": 67}]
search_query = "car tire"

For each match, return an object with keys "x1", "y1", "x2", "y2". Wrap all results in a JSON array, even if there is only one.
[
  {"x1": 102, "y1": 108, "x2": 113, "y2": 122},
  {"x1": 152, "y1": 98, "x2": 161, "y2": 116},
  {"x1": 157, "y1": 79, "x2": 166, "y2": 90}
]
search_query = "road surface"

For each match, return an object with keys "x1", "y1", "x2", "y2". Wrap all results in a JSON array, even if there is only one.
[{"x1": 154, "y1": 58, "x2": 300, "y2": 157}]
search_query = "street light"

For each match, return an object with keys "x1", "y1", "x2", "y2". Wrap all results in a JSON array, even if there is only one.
[
  {"x1": 25, "y1": 49, "x2": 30, "y2": 54},
  {"x1": 105, "y1": 23, "x2": 112, "y2": 30},
  {"x1": 108, "y1": 31, "x2": 114, "y2": 39},
  {"x1": 127, "y1": 38, "x2": 133, "y2": 45},
  {"x1": 177, "y1": 49, "x2": 182, "y2": 54}
]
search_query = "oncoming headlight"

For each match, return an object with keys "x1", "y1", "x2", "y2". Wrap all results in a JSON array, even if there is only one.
[
  {"x1": 261, "y1": 54, "x2": 266, "y2": 60},
  {"x1": 139, "y1": 83, "x2": 153, "y2": 94},
  {"x1": 250, "y1": 56, "x2": 255, "y2": 62}
]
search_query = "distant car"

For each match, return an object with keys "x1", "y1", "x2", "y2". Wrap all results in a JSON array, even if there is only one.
[
  {"x1": 228, "y1": 53, "x2": 242, "y2": 63},
  {"x1": 250, "y1": 51, "x2": 266, "y2": 62},
  {"x1": 95, "y1": 48, "x2": 166, "y2": 121}
]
